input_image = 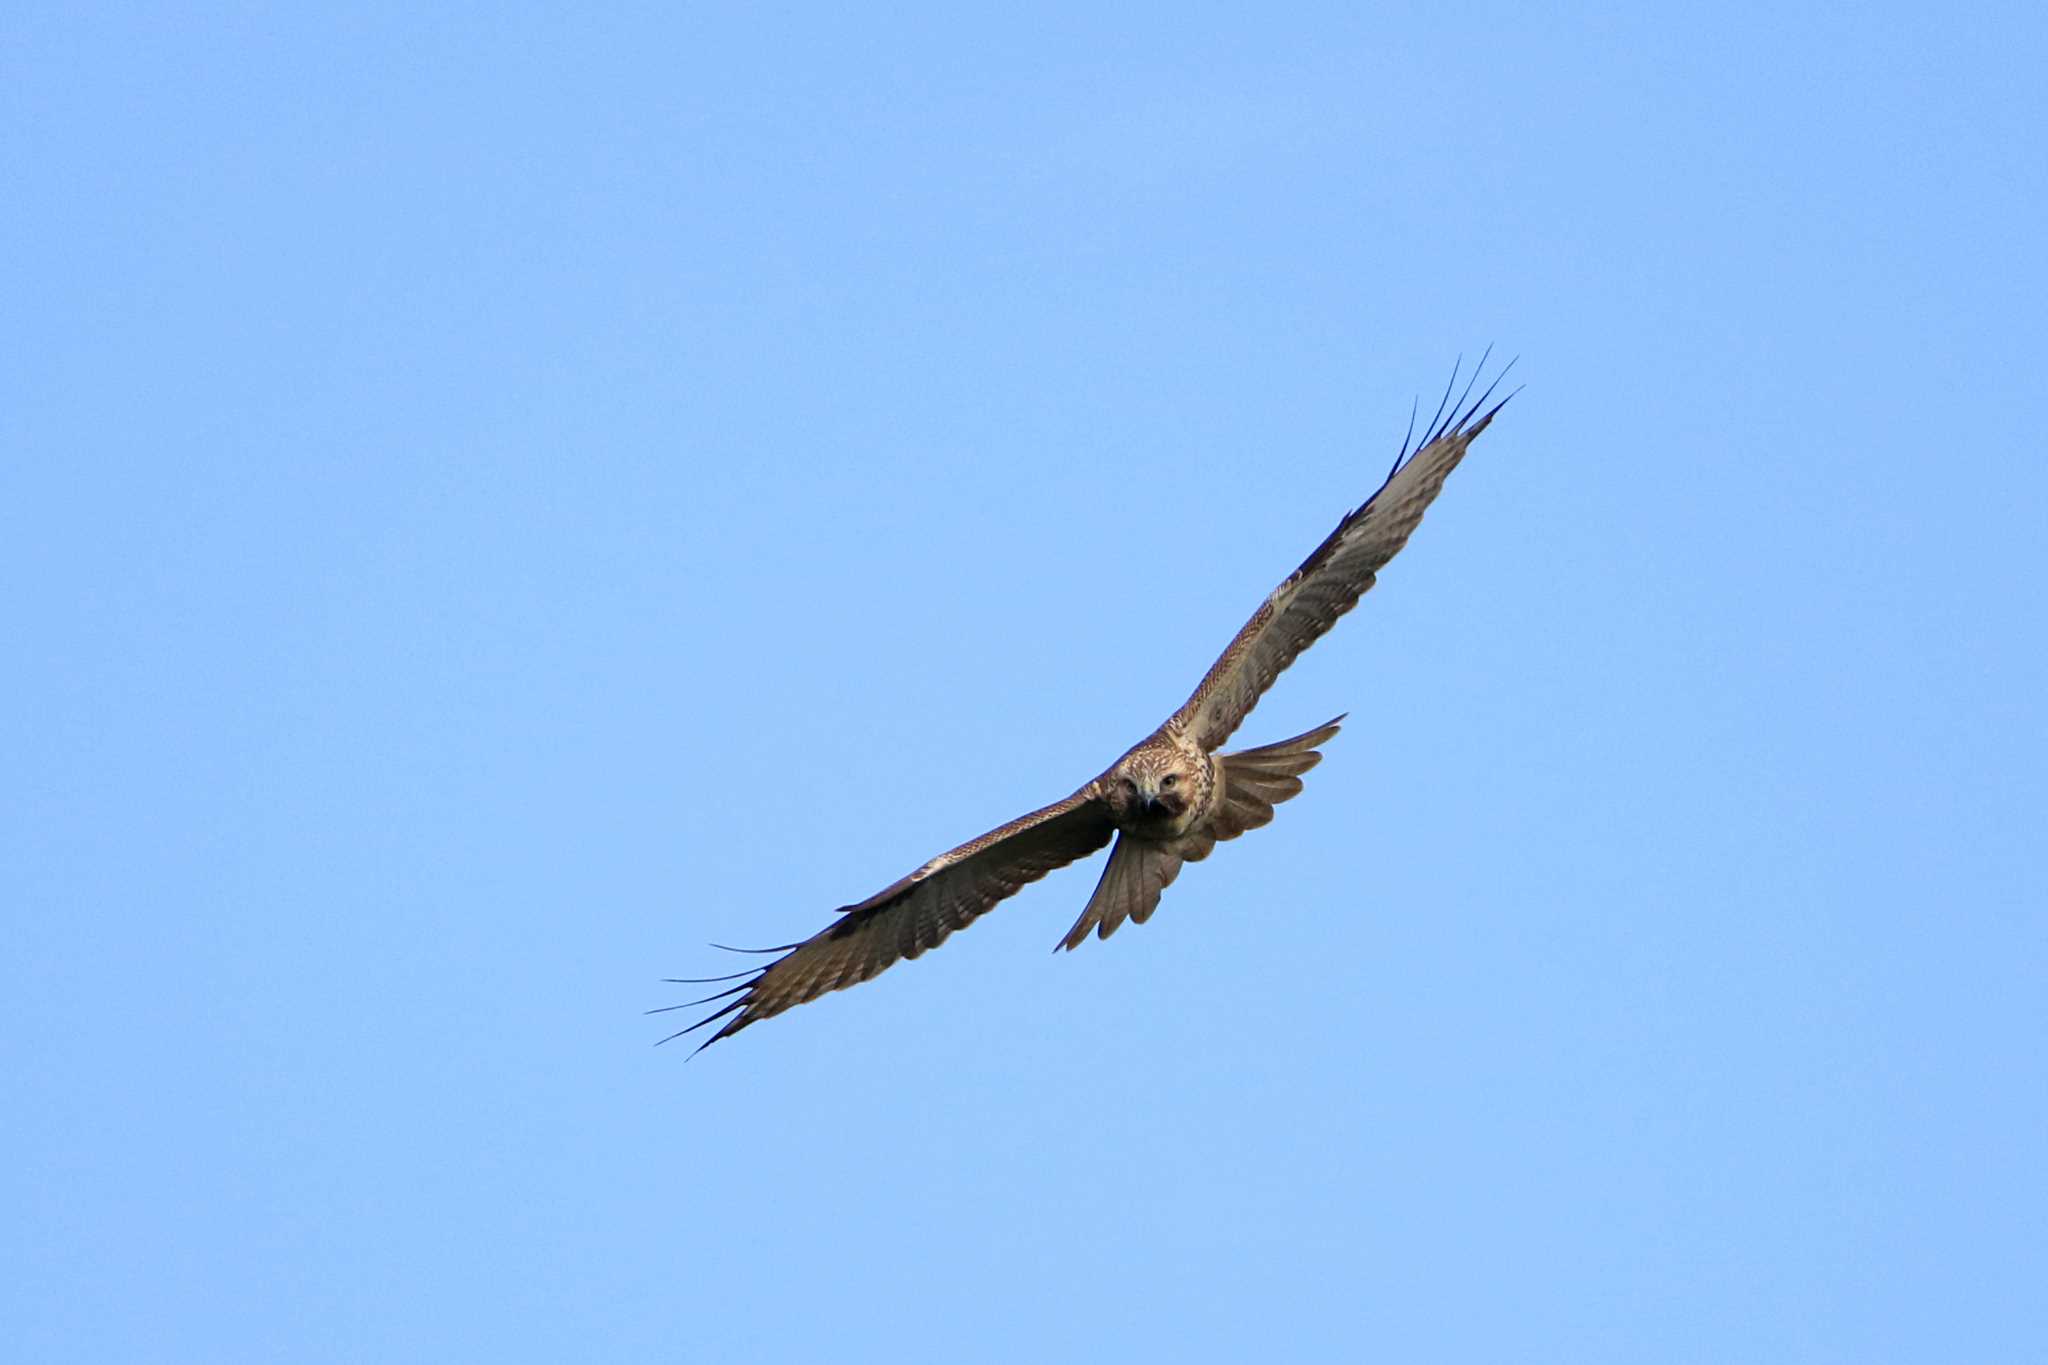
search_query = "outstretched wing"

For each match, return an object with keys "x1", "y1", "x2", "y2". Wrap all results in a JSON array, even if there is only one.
[
  {"x1": 657, "y1": 787, "x2": 1114, "y2": 1052},
  {"x1": 1171, "y1": 358, "x2": 1514, "y2": 751}
]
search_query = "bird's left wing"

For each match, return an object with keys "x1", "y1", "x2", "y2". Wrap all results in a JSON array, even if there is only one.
[
  {"x1": 1170, "y1": 359, "x2": 1514, "y2": 750},
  {"x1": 657, "y1": 787, "x2": 1113, "y2": 1051}
]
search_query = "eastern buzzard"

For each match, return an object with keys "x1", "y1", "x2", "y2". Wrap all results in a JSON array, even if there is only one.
[{"x1": 659, "y1": 358, "x2": 1515, "y2": 1051}]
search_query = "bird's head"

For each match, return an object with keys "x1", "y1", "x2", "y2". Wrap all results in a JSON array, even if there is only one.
[{"x1": 1106, "y1": 749, "x2": 1196, "y2": 828}]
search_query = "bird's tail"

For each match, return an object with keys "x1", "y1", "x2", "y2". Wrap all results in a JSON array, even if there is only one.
[
  {"x1": 1057, "y1": 834, "x2": 1184, "y2": 951},
  {"x1": 1208, "y1": 715, "x2": 1344, "y2": 840}
]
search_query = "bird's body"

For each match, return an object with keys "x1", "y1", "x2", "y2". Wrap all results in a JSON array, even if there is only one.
[
  {"x1": 660, "y1": 359, "x2": 1515, "y2": 1052},
  {"x1": 1100, "y1": 723, "x2": 1215, "y2": 840}
]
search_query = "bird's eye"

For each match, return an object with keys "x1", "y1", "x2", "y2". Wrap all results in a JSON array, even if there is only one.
[
  {"x1": 1161, "y1": 774, "x2": 1179, "y2": 788},
  {"x1": 1121, "y1": 777, "x2": 1137, "y2": 793}
]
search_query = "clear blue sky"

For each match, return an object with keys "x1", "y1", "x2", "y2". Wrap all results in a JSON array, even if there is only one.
[{"x1": 7, "y1": 5, "x2": 2044, "y2": 1362}]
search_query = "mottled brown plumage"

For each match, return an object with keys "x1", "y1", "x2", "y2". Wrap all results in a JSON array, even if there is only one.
[{"x1": 658, "y1": 359, "x2": 1515, "y2": 1052}]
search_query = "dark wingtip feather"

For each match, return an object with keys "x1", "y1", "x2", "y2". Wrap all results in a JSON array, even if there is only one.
[
  {"x1": 1392, "y1": 395, "x2": 1420, "y2": 478},
  {"x1": 646, "y1": 980, "x2": 754, "y2": 1015},
  {"x1": 1467, "y1": 379, "x2": 1523, "y2": 437},
  {"x1": 653, "y1": 954, "x2": 779, "y2": 1053},
  {"x1": 1452, "y1": 353, "x2": 1517, "y2": 435},
  {"x1": 1442, "y1": 344, "x2": 1491, "y2": 439},
  {"x1": 660, "y1": 968, "x2": 760, "y2": 985},
  {"x1": 1417, "y1": 356, "x2": 1461, "y2": 458},
  {"x1": 687, "y1": 1011, "x2": 756, "y2": 1058},
  {"x1": 654, "y1": 993, "x2": 750, "y2": 1048},
  {"x1": 1382, "y1": 349, "x2": 1517, "y2": 487}
]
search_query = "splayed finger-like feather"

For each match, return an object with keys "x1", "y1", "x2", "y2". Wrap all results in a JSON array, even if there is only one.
[{"x1": 655, "y1": 788, "x2": 1114, "y2": 1052}]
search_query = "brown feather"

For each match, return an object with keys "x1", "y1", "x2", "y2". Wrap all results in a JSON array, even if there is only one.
[
  {"x1": 657, "y1": 789, "x2": 1113, "y2": 1051},
  {"x1": 1171, "y1": 373, "x2": 1511, "y2": 750},
  {"x1": 1058, "y1": 835, "x2": 1186, "y2": 950}
]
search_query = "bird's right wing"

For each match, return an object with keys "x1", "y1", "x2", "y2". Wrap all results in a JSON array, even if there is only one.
[{"x1": 658, "y1": 787, "x2": 1114, "y2": 1051}]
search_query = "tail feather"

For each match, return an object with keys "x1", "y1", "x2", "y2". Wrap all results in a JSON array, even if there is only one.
[{"x1": 1058, "y1": 835, "x2": 1184, "y2": 950}]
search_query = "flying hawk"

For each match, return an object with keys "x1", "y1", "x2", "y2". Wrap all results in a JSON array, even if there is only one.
[{"x1": 659, "y1": 358, "x2": 1515, "y2": 1052}]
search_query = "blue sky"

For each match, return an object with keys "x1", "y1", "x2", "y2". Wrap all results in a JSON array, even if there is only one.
[{"x1": 6, "y1": 5, "x2": 2044, "y2": 1361}]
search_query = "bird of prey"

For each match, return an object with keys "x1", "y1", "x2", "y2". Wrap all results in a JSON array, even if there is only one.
[{"x1": 659, "y1": 358, "x2": 1515, "y2": 1052}]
